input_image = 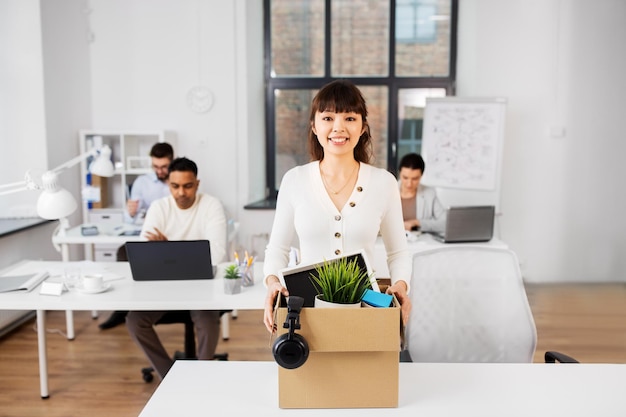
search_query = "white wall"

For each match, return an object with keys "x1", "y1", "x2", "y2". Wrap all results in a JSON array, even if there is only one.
[
  {"x1": 3, "y1": 0, "x2": 625, "y2": 282},
  {"x1": 39, "y1": 0, "x2": 93, "y2": 260},
  {"x1": 0, "y1": 1, "x2": 87, "y2": 262},
  {"x1": 457, "y1": 0, "x2": 626, "y2": 282},
  {"x1": 0, "y1": 0, "x2": 48, "y2": 217},
  {"x1": 88, "y1": 1, "x2": 241, "y2": 211},
  {"x1": 87, "y1": 0, "x2": 269, "y2": 256}
]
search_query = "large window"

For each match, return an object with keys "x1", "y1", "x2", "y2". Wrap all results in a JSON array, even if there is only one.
[{"x1": 263, "y1": 0, "x2": 457, "y2": 200}]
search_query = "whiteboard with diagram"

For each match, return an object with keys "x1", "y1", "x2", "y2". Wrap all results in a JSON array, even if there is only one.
[{"x1": 421, "y1": 97, "x2": 506, "y2": 191}]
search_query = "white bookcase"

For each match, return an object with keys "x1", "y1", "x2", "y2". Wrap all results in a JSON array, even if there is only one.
[{"x1": 78, "y1": 130, "x2": 177, "y2": 260}]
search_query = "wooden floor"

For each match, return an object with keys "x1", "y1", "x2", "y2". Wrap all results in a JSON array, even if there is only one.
[{"x1": 1, "y1": 283, "x2": 625, "y2": 417}]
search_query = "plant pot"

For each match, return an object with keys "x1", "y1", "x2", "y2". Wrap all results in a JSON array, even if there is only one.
[
  {"x1": 224, "y1": 278, "x2": 242, "y2": 295},
  {"x1": 314, "y1": 294, "x2": 361, "y2": 309}
]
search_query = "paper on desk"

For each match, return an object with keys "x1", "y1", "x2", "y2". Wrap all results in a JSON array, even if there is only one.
[{"x1": 0, "y1": 271, "x2": 49, "y2": 293}]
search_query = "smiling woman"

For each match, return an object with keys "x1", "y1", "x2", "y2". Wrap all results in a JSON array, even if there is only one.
[
  {"x1": 272, "y1": 86, "x2": 389, "y2": 194},
  {"x1": 312, "y1": 105, "x2": 365, "y2": 200},
  {"x1": 262, "y1": 80, "x2": 412, "y2": 334}
]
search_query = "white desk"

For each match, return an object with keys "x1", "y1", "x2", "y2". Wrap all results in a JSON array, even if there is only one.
[
  {"x1": 0, "y1": 260, "x2": 266, "y2": 399},
  {"x1": 373, "y1": 232, "x2": 508, "y2": 277},
  {"x1": 51, "y1": 222, "x2": 238, "y2": 338},
  {"x1": 140, "y1": 361, "x2": 626, "y2": 417},
  {"x1": 51, "y1": 221, "x2": 238, "y2": 257},
  {"x1": 49, "y1": 223, "x2": 145, "y2": 338},
  {"x1": 51, "y1": 223, "x2": 144, "y2": 248}
]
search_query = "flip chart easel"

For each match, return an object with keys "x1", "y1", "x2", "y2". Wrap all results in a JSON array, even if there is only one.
[{"x1": 421, "y1": 97, "x2": 506, "y2": 209}]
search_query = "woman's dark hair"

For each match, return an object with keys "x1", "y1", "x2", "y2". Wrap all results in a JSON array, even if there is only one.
[
  {"x1": 168, "y1": 157, "x2": 198, "y2": 176},
  {"x1": 399, "y1": 153, "x2": 425, "y2": 173},
  {"x1": 307, "y1": 80, "x2": 373, "y2": 163}
]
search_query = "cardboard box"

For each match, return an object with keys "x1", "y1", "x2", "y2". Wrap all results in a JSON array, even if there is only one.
[
  {"x1": 89, "y1": 175, "x2": 108, "y2": 209},
  {"x1": 275, "y1": 299, "x2": 401, "y2": 409}
]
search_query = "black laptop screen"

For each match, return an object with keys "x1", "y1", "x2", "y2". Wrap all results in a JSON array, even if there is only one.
[{"x1": 125, "y1": 240, "x2": 214, "y2": 281}]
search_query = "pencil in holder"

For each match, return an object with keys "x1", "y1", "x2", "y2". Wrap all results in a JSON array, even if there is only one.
[{"x1": 240, "y1": 263, "x2": 254, "y2": 287}]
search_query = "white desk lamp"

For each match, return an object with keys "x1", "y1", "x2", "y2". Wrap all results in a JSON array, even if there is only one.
[
  {"x1": 0, "y1": 144, "x2": 115, "y2": 268},
  {"x1": 0, "y1": 145, "x2": 115, "y2": 220},
  {"x1": 0, "y1": 145, "x2": 115, "y2": 340}
]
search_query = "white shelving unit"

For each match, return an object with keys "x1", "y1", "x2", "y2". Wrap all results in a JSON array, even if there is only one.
[{"x1": 78, "y1": 130, "x2": 176, "y2": 260}]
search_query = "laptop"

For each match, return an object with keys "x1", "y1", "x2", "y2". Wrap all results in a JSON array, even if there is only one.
[
  {"x1": 125, "y1": 240, "x2": 215, "y2": 281},
  {"x1": 430, "y1": 205, "x2": 495, "y2": 243},
  {"x1": 278, "y1": 250, "x2": 379, "y2": 307}
]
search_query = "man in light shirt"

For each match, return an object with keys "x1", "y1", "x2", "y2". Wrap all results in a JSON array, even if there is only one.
[
  {"x1": 124, "y1": 142, "x2": 174, "y2": 224},
  {"x1": 126, "y1": 157, "x2": 227, "y2": 380}
]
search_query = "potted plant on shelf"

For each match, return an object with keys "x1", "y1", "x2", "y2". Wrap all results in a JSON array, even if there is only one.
[
  {"x1": 309, "y1": 257, "x2": 373, "y2": 308},
  {"x1": 223, "y1": 264, "x2": 242, "y2": 295}
]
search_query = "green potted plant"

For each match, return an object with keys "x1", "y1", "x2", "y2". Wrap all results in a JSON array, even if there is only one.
[
  {"x1": 223, "y1": 264, "x2": 242, "y2": 295},
  {"x1": 309, "y1": 257, "x2": 373, "y2": 308}
]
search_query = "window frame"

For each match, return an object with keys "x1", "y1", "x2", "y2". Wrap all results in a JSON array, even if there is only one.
[
  {"x1": 396, "y1": 1, "x2": 439, "y2": 44},
  {"x1": 262, "y1": 0, "x2": 458, "y2": 201}
]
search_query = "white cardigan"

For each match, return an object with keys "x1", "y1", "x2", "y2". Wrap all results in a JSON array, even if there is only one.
[{"x1": 264, "y1": 161, "x2": 411, "y2": 287}]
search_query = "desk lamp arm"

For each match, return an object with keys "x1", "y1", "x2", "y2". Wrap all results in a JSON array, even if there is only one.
[
  {"x1": 0, "y1": 173, "x2": 41, "y2": 197},
  {"x1": 0, "y1": 145, "x2": 113, "y2": 198},
  {"x1": 0, "y1": 145, "x2": 113, "y2": 221},
  {"x1": 49, "y1": 144, "x2": 113, "y2": 175}
]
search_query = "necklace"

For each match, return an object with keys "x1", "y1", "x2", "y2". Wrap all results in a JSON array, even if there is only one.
[{"x1": 320, "y1": 162, "x2": 359, "y2": 195}]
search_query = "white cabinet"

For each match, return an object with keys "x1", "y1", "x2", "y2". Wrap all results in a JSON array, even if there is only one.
[{"x1": 78, "y1": 130, "x2": 176, "y2": 260}]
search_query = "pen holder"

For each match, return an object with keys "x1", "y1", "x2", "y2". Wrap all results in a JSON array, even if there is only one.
[{"x1": 240, "y1": 263, "x2": 254, "y2": 287}]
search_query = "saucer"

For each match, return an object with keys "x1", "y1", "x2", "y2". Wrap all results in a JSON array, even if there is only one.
[{"x1": 75, "y1": 282, "x2": 111, "y2": 294}]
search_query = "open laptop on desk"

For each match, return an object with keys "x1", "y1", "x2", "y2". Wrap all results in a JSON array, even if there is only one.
[
  {"x1": 429, "y1": 206, "x2": 495, "y2": 243},
  {"x1": 125, "y1": 240, "x2": 215, "y2": 280}
]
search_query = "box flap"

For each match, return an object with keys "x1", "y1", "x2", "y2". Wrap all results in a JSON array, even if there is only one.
[{"x1": 276, "y1": 304, "x2": 400, "y2": 352}]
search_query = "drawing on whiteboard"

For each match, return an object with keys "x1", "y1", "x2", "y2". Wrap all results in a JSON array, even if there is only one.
[{"x1": 422, "y1": 100, "x2": 505, "y2": 191}]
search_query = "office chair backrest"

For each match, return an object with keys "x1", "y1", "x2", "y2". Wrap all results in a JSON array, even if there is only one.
[{"x1": 407, "y1": 246, "x2": 537, "y2": 363}]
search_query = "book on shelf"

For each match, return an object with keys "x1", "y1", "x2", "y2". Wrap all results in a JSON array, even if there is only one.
[{"x1": 0, "y1": 271, "x2": 49, "y2": 293}]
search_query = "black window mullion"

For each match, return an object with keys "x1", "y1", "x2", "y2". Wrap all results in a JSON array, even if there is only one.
[
  {"x1": 388, "y1": 0, "x2": 398, "y2": 174},
  {"x1": 263, "y1": 0, "x2": 275, "y2": 199},
  {"x1": 265, "y1": 84, "x2": 277, "y2": 200},
  {"x1": 388, "y1": 81, "x2": 399, "y2": 174},
  {"x1": 324, "y1": 0, "x2": 332, "y2": 79},
  {"x1": 449, "y1": 0, "x2": 459, "y2": 92}
]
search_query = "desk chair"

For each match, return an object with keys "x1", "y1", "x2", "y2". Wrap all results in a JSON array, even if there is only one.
[
  {"x1": 403, "y1": 246, "x2": 537, "y2": 363},
  {"x1": 544, "y1": 351, "x2": 579, "y2": 363},
  {"x1": 141, "y1": 311, "x2": 229, "y2": 383}
]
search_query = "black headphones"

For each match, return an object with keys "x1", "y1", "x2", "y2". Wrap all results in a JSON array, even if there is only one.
[{"x1": 272, "y1": 296, "x2": 309, "y2": 369}]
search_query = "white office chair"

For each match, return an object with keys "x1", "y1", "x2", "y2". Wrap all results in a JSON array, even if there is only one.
[{"x1": 404, "y1": 246, "x2": 537, "y2": 363}]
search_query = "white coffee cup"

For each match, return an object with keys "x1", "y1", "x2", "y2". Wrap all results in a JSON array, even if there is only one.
[{"x1": 82, "y1": 274, "x2": 104, "y2": 291}]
